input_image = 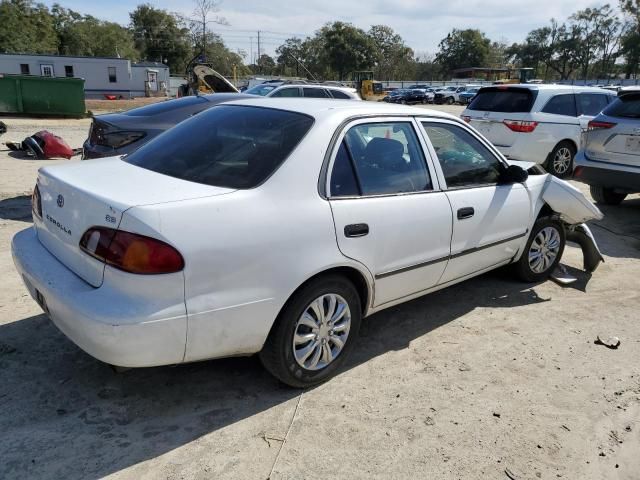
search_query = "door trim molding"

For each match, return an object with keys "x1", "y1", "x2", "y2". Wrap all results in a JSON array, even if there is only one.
[{"x1": 374, "y1": 230, "x2": 528, "y2": 280}]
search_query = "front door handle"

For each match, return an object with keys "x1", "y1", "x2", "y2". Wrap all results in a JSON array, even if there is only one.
[
  {"x1": 457, "y1": 207, "x2": 475, "y2": 220},
  {"x1": 344, "y1": 223, "x2": 369, "y2": 238}
]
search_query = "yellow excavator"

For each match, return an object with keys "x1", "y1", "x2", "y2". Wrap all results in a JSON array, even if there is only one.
[{"x1": 352, "y1": 71, "x2": 387, "y2": 101}]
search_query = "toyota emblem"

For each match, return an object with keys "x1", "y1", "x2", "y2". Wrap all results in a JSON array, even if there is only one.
[{"x1": 57, "y1": 194, "x2": 64, "y2": 208}]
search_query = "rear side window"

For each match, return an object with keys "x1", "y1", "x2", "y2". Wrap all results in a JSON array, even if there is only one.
[
  {"x1": 338, "y1": 122, "x2": 431, "y2": 196},
  {"x1": 329, "y1": 89, "x2": 351, "y2": 99},
  {"x1": 124, "y1": 105, "x2": 314, "y2": 189},
  {"x1": 468, "y1": 88, "x2": 537, "y2": 113},
  {"x1": 271, "y1": 87, "x2": 301, "y2": 97},
  {"x1": 542, "y1": 94, "x2": 577, "y2": 117},
  {"x1": 303, "y1": 88, "x2": 330, "y2": 98},
  {"x1": 578, "y1": 94, "x2": 610, "y2": 116},
  {"x1": 603, "y1": 94, "x2": 640, "y2": 119},
  {"x1": 330, "y1": 142, "x2": 359, "y2": 196}
]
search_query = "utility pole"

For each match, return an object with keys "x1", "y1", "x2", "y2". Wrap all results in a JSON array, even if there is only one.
[
  {"x1": 257, "y1": 30, "x2": 261, "y2": 71},
  {"x1": 250, "y1": 37, "x2": 253, "y2": 66}
]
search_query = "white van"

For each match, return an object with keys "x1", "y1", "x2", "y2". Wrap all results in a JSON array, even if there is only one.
[{"x1": 461, "y1": 85, "x2": 616, "y2": 177}]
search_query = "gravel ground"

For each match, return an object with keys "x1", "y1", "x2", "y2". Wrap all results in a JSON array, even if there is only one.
[{"x1": 0, "y1": 105, "x2": 639, "y2": 480}]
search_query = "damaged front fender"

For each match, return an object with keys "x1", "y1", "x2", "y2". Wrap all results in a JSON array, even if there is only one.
[{"x1": 541, "y1": 175, "x2": 603, "y2": 224}]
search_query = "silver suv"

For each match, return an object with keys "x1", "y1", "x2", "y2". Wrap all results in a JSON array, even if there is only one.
[
  {"x1": 574, "y1": 88, "x2": 640, "y2": 205},
  {"x1": 245, "y1": 83, "x2": 361, "y2": 100}
]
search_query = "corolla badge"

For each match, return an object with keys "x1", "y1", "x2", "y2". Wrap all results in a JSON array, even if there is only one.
[{"x1": 57, "y1": 194, "x2": 64, "y2": 208}]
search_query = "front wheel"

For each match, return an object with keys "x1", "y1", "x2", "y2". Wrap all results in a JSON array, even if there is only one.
[
  {"x1": 259, "y1": 275, "x2": 362, "y2": 388},
  {"x1": 590, "y1": 185, "x2": 627, "y2": 205},
  {"x1": 514, "y1": 217, "x2": 566, "y2": 282},
  {"x1": 446, "y1": 96, "x2": 454, "y2": 105},
  {"x1": 547, "y1": 141, "x2": 575, "y2": 178}
]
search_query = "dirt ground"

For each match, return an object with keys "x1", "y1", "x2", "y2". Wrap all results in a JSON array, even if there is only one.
[{"x1": 0, "y1": 105, "x2": 639, "y2": 480}]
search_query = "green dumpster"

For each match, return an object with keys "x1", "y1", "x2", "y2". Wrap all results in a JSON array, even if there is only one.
[{"x1": 0, "y1": 74, "x2": 85, "y2": 116}]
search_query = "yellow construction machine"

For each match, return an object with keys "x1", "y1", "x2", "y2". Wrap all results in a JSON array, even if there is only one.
[{"x1": 352, "y1": 71, "x2": 387, "y2": 101}]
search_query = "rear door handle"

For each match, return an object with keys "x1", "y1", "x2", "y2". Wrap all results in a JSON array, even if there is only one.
[
  {"x1": 344, "y1": 223, "x2": 369, "y2": 238},
  {"x1": 457, "y1": 207, "x2": 474, "y2": 220}
]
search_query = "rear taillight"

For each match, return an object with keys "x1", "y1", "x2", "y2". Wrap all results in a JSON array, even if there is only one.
[
  {"x1": 462, "y1": 115, "x2": 471, "y2": 123},
  {"x1": 587, "y1": 120, "x2": 617, "y2": 131},
  {"x1": 32, "y1": 184, "x2": 42, "y2": 219},
  {"x1": 503, "y1": 120, "x2": 538, "y2": 133},
  {"x1": 79, "y1": 227, "x2": 184, "y2": 274}
]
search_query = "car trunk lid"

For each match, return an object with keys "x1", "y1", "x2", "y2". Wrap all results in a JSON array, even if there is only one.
[{"x1": 35, "y1": 158, "x2": 235, "y2": 287}]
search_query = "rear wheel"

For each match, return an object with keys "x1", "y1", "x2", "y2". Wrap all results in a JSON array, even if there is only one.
[
  {"x1": 446, "y1": 96, "x2": 454, "y2": 105},
  {"x1": 590, "y1": 185, "x2": 627, "y2": 205},
  {"x1": 260, "y1": 275, "x2": 361, "y2": 388},
  {"x1": 547, "y1": 141, "x2": 575, "y2": 178},
  {"x1": 514, "y1": 217, "x2": 565, "y2": 282}
]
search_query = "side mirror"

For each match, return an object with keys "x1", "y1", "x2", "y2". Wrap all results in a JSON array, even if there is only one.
[{"x1": 502, "y1": 164, "x2": 528, "y2": 183}]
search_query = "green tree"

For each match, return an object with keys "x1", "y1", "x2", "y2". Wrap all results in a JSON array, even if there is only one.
[
  {"x1": 51, "y1": 6, "x2": 138, "y2": 59},
  {"x1": 620, "y1": 0, "x2": 640, "y2": 77},
  {"x1": 275, "y1": 37, "x2": 304, "y2": 76},
  {"x1": 0, "y1": 0, "x2": 58, "y2": 54},
  {"x1": 317, "y1": 22, "x2": 377, "y2": 80},
  {"x1": 130, "y1": 4, "x2": 192, "y2": 74},
  {"x1": 368, "y1": 25, "x2": 414, "y2": 80},
  {"x1": 435, "y1": 29, "x2": 491, "y2": 74},
  {"x1": 253, "y1": 53, "x2": 276, "y2": 75}
]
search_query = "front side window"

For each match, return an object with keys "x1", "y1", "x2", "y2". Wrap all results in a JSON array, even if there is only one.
[
  {"x1": 578, "y1": 93, "x2": 610, "y2": 116},
  {"x1": 108, "y1": 67, "x2": 117, "y2": 83},
  {"x1": 333, "y1": 122, "x2": 431, "y2": 196},
  {"x1": 271, "y1": 87, "x2": 301, "y2": 97},
  {"x1": 542, "y1": 94, "x2": 577, "y2": 117},
  {"x1": 124, "y1": 105, "x2": 314, "y2": 189},
  {"x1": 422, "y1": 122, "x2": 503, "y2": 188}
]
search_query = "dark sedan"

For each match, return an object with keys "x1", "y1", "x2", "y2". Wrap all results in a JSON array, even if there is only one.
[
  {"x1": 391, "y1": 89, "x2": 432, "y2": 105},
  {"x1": 83, "y1": 93, "x2": 253, "y2": 159}
]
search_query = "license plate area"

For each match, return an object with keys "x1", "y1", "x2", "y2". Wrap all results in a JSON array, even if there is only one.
[{"x1": 625, "y1": 136, "x2": 640, "y2": 152}]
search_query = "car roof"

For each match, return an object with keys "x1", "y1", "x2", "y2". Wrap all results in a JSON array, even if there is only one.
[
  {"x1": 273, "y1": 84, "x2": 356, "y2": 91},
  {"x1": 485, "y1": 84, "x2": 615, "y2": 94},
  {"x1": 223, "y1": 97, "x2": 461, "y2": 121}
]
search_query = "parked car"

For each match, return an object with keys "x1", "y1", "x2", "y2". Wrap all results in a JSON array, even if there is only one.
[
  {"x1": 573, "y1": 88, "x2": 640, "y2": 205},
  {"x1": 391, "y1": 88, "x2": 433, "y2": 104},
  {"x1": 83, "y1": 93, "x2": 252, "y2": 159},
  {"x1": 13, "y1": 99, "x2": 603, "y2": 387},
  {"x1": 434, "y1": 85, "x2": 481, "y2": 105},
  {"x1": 462, "y1": 85, "x2": 616, "y2": 177},
  {"x1": 382, "y1": 89, "x2": 405, "y2": 102},
  {"x1": 245, "y1": 83, "x2": 361, "y2": 100},
  {"x1": 458, "y1": 87, "x2": 481, "y2": 105}
]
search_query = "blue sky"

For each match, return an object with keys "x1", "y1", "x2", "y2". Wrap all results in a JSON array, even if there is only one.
[{"x1": 42, "y1": 0, "x2": 608, "y2": 60}]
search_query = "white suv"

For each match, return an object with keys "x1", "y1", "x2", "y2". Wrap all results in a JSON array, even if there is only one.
[
  {"x1": 462, "y1": 85, "x2": 616, "y2": 177},
  {"x1": 246, "y1": 83, "x2": 361, "y2": 100}
]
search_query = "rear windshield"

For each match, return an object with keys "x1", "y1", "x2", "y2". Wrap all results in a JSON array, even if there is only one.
[
  {"x1": 603, "y1": 93, "x2": 640, "y2": 119},
  {"x1": 468, "y1": 87, "x2": 537, "y2": 113},
  {"x1": 124, "y1": 105, "x2": 314, "y2": 189},
  {"x1": 125, "y1": 96, "x2": 210, "y2": 117}
]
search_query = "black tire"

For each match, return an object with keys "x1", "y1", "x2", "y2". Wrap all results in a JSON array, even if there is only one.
[
  {"x1": 589, "y1": 185, "x2": 627, "y2": 205},
  {"x1": 259, "y1": 275, "x2": 362, "y2": 388},
  {"x1": 546, "y1": 141, "x2": 576, "y2": 178},
  {"x1": 514, "y1": 217, "x2": 566, "y2": 283},
  {"x1": 446, "y1": 96, "x2": 454, "y2": 105}
]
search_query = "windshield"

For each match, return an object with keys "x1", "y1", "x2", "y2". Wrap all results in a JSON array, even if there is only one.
[
  {"x1": 124, "y1": 105, "x2": 314, "y2": 189},
  {"x1": 245, "y1": 84, "x2": 279, "y2": 96}
]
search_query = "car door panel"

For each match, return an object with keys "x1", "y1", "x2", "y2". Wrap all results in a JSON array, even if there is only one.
[
  {"x1": 439, "y1": 184, "x2": 530, "y2": 283},
  {"x1": 331, "y1": 194, "x2": 452, "y2": 306},
  {"x1": 327, "y1": 118, "x2": 452, "y2": 306}
]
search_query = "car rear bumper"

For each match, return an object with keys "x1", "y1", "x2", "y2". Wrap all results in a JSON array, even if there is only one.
[
  {"x1": 11, "y1": 227, "x2": 187, "y2": 367},
  {"x1": 573, "y1": 152, "x2": 640, "y2": 192}
]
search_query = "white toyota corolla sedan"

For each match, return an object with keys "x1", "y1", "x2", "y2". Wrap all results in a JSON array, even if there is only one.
[{"x1": 12, "y1": 98, "x2": 604, "y2": 387}]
